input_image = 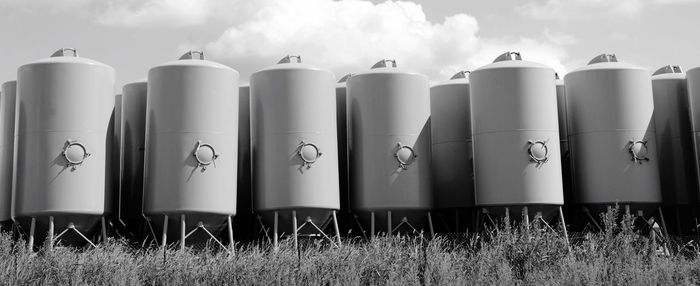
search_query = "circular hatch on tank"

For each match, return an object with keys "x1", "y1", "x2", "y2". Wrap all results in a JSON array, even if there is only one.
[
  {"x1": 527, "y1": 140, "x2": 549, "y2": 165},
  {"x1": 394, "y1": 143, "x2": 418, "y2": 169},
  {"x1": 193, "y1": 141, "x2": 219, "y2": 169},
  {"x1": 62, "y1": 140, "x2": 91, "y2": 169},
  {"x1": 298, "y1": 141, "x2": 322, "y2": 169},
  {"x1": 628, "y1": 140, "x2": 649, "y2": 163}
]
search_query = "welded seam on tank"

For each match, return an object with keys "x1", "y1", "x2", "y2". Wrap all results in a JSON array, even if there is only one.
[
  {"x1": 567, "y1": 129, "x2": 657, "y2": 136},
  {"x1": 471, "y1": 129, "x2": 558, "y2": 136},
  {"x1": 432, "y1": 140, "x2": 472, "y2": 145}
]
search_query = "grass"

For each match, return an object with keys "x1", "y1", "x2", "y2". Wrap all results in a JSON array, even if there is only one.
[{"x1": 1, "y1": 206, "x2": 699, "y2": 285}]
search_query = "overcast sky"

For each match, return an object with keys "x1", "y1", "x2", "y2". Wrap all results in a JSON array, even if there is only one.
[{"x1": 1, "y1": 0, "x2": 699, "y2": 89}]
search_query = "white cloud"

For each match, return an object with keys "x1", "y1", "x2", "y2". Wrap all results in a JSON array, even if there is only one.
[
  {"x1": 519, "y1": 0, "x2": 700, "y2": 20},
  {"x1": 202, "y1": 0, "x2": 570, "y2": 81}
]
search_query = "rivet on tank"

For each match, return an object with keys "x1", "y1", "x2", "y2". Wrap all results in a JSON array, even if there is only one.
[
  {"x1": 250, "y1": 55, "x2": 341, "y2": 250},
  {"x1": 13, "y1": 48, "x2": 115, "y2": 249},
  {"x1": 347, "y1": 59, "x2": 434, "y2": 238},
  {"x1": 117, "y1": 79, "x2": 147, "y2": 239},
  {"x1": 430, "y1": 71, "x2": 475, "y2": 233},
  {"x1": 143, "y1": 51, "x2": 238, "y2": 251},
  {"x1": 0, "y1": 80, "x2": 16, "y2": 231},
  {"x1": 565, "y1": 54, "x2": 665, "y2": 234},
  {"x1": 469, "y1": 52, "x2": 567, "y2": 238}
]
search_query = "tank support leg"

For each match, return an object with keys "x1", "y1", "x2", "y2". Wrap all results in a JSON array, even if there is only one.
[
  {"x1": 427, "y1": 212, "x2": 435, "y2": 239},
  {"x1": 47, "y1": 216, "x2": 54, "y2": 250},
  {"x1": 273, "y1": 211, "x2": 279, "y2": 252},
  {"x1": 101, "y1": 216, "x2": 107, "y2": 243},
  {"x1": 161, "y1": 215, "x2": 168, "y2": 248},
  {"x1": 658, "y1": 207, "x2": 671, "y2": 255},
  {"x1": 370, "y1": 211, "x2": 375, "y2": 238},
  {"x1": 180, "y1": 214, "x2": 186, "y2": 251},
  {"x1": 558, "y1": 207, "x2": 571, "y2": 251},
  {"x1": 505, "y1": 207, "x2": 510, "y2": 229},
  {"x1": 292, "y1": 211, "x2": 298, "y2": 251},
  {"x1": 227, "y1": 215, "x2": 235, "y2": 255},
  {"x1": 387, "y1": 210, "x2": 392, "y2": 236},
  {"x1": 523, "y1": 206, "x2": 530, "y2": 232},
  {"x1": 332, "y1": 211, "x2": 341, "y2": 246},
  {"x1": 28, "y1": 217, "x2": 36, "y2": 251},
  {"x1": 583, "y1": 208, "x2": 602, "y2": 232}
]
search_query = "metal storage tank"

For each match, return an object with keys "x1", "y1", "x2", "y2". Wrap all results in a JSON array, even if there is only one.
[
  {"x1": 556, "y1": 74, "x2": 574, "y2": 206},
  {"x1": 0, "y1": 81, "x2": 16, "y2": 228},
  {"x1": 430, "y1": 71, "x2": 474, "y2": 233},
  {"x1": 106, "y1": 94, "x2": 121, "y2": 226},
  {"x1": 119, "y1": 80, "x2": 147, "y2": 236},
  {"x1": 347, "y1": 59, "x2": 433, "y2": 237},
  {"x1": 143, "y1": 51, "x2": 238, "y2": 250},
  {"x1": 232, "y1": 84, "x2": 255, "y2": 241},
  {"x1": 250, "y1": 56, "x2": 341, "y2": 248},
  {"x1": 652, "y1": 66, "x2": 698, "y2": 235},
  {"x1": 14, "y1": 48, "x2": 114, "y2": 248},
  {"x1": 566, "y1": 54, "x2": 663, "y2": 230},
  {"x1": 470, "y1": 52, "x2": 565, "y2": 228},
  {"x1": 336, "y1": 74, "x2": 352, "y2": 234}
]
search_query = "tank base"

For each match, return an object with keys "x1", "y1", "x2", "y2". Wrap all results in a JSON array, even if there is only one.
[
  {"x1": 143, "y1": 213, "x2": 234, "y2": 253},
  {"x1": 352, "y1": 209, "x2": 435, "y2": 239},
  {"x1": 660, "y1": 204, "x2": 698, "y2": 236},
  {"x1": 256, "y1": 209, "x2": 341, "y2": 251},
  {"x1": 476, "y1": 205, "x2": 570, "y2": 247},
  {"x1": 14, "y1": 214, "x2": 106, "y2": 250}
]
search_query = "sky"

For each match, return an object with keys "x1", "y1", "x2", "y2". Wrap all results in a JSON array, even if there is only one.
[{"x1": 0, "y1": 0, "x2": 699, "y2": 89}]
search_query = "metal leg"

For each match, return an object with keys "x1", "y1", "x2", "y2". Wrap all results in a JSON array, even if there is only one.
[
  {"x1": 387, "y1": 210, "x2": 392, "y2": 236},
  {"x1": 332, "y1": 211, "x2": 341, "y2": 246},
  {"x1": 28, "y1": 217, "x2": 36, "y2": 251},
  {"x1": 227, "y1": 215, "x2": 235, "y2": 254},
  {"x1": 101, "y1": 216, "x2": 108, "y2": 243},
  {"x1": 273, "y1": 211, "x2": 279, "y2": 252},
  {"x1": 523, "y1": 206, "x2": 530, "y2": 232},
  {"x1": 370, "y1": 211, "x2": 375, "y2": 238},
  {"x1": 47, "y1": 216, "x2": 54, "y2": 250},
  {"x1": 180, "y1": 214, "x2": 186, "y2": 250},
  {"x1": 427, "y1": 212, "x2": 435, "y2": 239},
  {"x1": 583, "y1": 208, "x2": 602, "y2": 231},
  {"x1": 292, "y1": 211, "x2": 298, "y2": 251},
  {"x1": 558, "y1": 207, "x2": 571, "y2": 251},
  {"x1": 161, "y1": 215, "x2": 168, "y2": 248}
]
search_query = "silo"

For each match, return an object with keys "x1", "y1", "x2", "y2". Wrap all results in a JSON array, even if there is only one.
[
  {"x1": 14, "y1": 48, "x2": 114, "y2": 248},
  {"x1": 119, "y1": 80, "x2": 147, "y2": 237},
  {"x1": 430, "y1": 71, "x2": 474, "y2": 233},
  {"x1": 470, "y1": 52, "x2": 565, "y2": 231},
  {"x1": 556, "y1": 73, "x2": 574, "y2": 208},
  {"x1": 232, "y1": 84, "x2": 255, "y2": 241},
  {"x1": 250, "y1": 56, "x2": 341, "y2": 248},
  {"x1": 566, "y1": 54, "x2": 663, "y2": 231},
  {"x1": 652, "y1": 66, "x2": 698, "y2": 235},
  {"x1": 106, "y1": 94, "x2": 121, "y2": 228},
  {"x1": 143, "y1": 51, "x2": 238, "y2": 250},
  {"x1": 0, "y1": 81, "x2": 16, "y2": 229},
  {"x1": 347, "y1": 60, "x2": 433, "y2": 237},
  {"x1": 336, "y1": 74, "x2": 352, "y2": 234}
]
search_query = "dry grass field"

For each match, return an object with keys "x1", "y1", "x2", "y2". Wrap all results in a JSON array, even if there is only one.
[{"x1": 1, "y1": 207, "x2": 699, "y2": 285}]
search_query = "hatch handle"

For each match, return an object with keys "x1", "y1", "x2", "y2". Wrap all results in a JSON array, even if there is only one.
[
  {"x1": 278, "y1": 55, "x2": 302, "y2": 64},
  {"x1": 527, "y1": 139, "x2": 549, "y2": 166},
  {"x1": 628, "y1": 139, "x2": 649, "y2": 164},
  {"x1": 371, "y1": 59, "x2": 397, "y2": 69},
  {"x1": 297, "y1": 141, "x2": 322, "y2": 169},
  {"x1": 450, "y1": 71, "x2": 470, "y2": 80},
  {"x1": 588, "y1": 54, "x2": 618, "y2": 65},
  {"x1": 62, "y1": 139, "x2": 91, "y2": 170},
  {"x1": 193, "y1": 140, "x2": 219, "y2": 170},
  {"x1": 180, "y1": 50, "x2": 205, "y2": 60},
  {"x1": 652, "y1": 65, "x2": 683, "y2": 76},
  {"x1": 493, "y1": 52, "x2": 522, "y2": 62},
  {"x1": 394, "y1": 142, "x2": 418, "y2": 170},
  {"x1": 51, "y1": 48, "x2": 78, "y2": 57}
]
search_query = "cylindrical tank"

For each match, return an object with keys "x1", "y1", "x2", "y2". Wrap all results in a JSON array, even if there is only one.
[
  {"x1": 565, "y1": 54, "x2": 661, "y2": 210},
  {"x1": 347, "y1": 59, "x2": 432, "y2": 234},
  {"x1": 686, "y1": 67, "x2": 700, "y2": 202},
  {"x1": 556, "y1": 74, "x2": 574, "y2": 205},
  {"x1": 144, "y1": 51, "x2": 238, "y2": 240},
  {"x1": 14, "y1": 48, "x2": 115, "y2": 241},
  {"x1": 470, "y1": 52, "x2": 563, "y2": 216},
  {"x1": 336, "y1": 74, "x2": 351, "y2": 232},
  {"x1": 653, "y1": 65, "x2": 698, "y2": 234},
  {"x1": 106, "y1": 94, "x2": 121, "y2": 219},
  {"x1": 119, "y1": 80, "x2": 147, "y2": 232},
  {"x1": 430, "y1": 71, "x2": 474, "y2": 232},
  {"x1": 250, "y1": 56, "x2": 340, "y2": 235},
  {"x1": 233, "y1": 84, "x2": 255, "y2": 241},
  {"x1": 0, "y1": 81, "x2": 16, "y2": 224}
]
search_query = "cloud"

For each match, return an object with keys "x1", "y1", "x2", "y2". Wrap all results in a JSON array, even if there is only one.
[
  {"x1": 202, "y1": 0, "x2": 570, "y2": 81},
  {"x1": 519, "y1": 0, "x2": 700, "y2": 21}
]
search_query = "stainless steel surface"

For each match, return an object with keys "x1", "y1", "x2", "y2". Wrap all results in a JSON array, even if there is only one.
[
  {"x1": 0, "y1": 81, "x2": 16, "y2": 222},
  {"x1": 430, "y1": 71, "x2": 474, "y2": 209},
  {"x1": 120, "y1": 80, "x2": 147, "y2": 223},
  {"x1": 470, "y1": 52, "x2": 564, "y2": 207},
  {"x1": 565, "y1": 54, "x2": 661, "y2": 204}
]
